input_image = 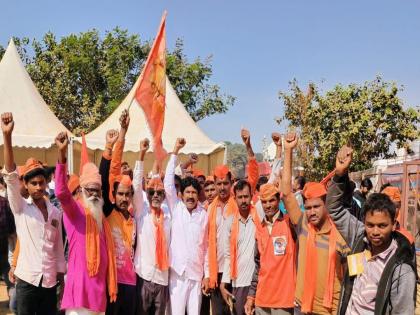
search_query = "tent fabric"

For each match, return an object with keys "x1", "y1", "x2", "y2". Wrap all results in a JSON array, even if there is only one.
[
  {"x1": 85, "y1": 76, "x2": 224, "y2": 155},
  {"x1": 0, "y1": 40, "x2": 74, "y2": 148}
]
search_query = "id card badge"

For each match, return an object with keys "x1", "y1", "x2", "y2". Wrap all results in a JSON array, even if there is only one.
[
  {"x1": 272, "y1": 235, "x2": 287, "y2": 256},
  {"x1": 347, "y1": 250, "x2": 371, "y2": 276}
]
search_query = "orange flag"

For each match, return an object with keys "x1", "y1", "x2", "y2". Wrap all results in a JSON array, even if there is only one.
[
  {"x1": 79, "y1": 132, "x2": 89, "y2": 175},
  {"x1": 135, "y1": 11, "x2": 167, "y2": 162}
]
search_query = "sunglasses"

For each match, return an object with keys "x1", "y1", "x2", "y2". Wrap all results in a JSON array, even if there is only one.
[{"x1": 148, "y1": 189, "x2": 165, "y2": 197}]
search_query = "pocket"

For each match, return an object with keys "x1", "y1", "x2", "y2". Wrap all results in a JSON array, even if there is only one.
[{"x1": 44, "y1": 224, "x2": 58, "y2": 243}]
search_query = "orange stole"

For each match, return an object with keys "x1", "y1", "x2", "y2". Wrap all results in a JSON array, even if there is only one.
[{"x1": 207, "y1": 196, "x2": 238, "y2": 288}]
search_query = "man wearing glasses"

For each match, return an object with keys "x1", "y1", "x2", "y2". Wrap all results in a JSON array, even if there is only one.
[{"x1": 132, "y1": 138, "x2": 171, "y2": 315}]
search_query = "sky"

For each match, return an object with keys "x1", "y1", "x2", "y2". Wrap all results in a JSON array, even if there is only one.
[{"x1": 1, "y1": 0, "x2": 419, "y2": 151}]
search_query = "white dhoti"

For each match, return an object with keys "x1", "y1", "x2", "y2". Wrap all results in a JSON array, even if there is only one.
[
  {"x1": 169, "y1": 270, "x2": 202, "y2": 315},
  {"x1": 65, "y1": 308, "x2": 105, "y2": 315}
]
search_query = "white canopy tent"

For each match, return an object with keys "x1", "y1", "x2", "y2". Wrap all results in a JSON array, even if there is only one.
[
  {"x1": 84, "y1": 76, "x2": 225, "y2": 174},
  {"x1": 0, "y1": 40, "x2": 75, "y2": 167}
]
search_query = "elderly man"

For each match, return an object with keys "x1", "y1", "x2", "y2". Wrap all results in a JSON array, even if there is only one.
[
  {"x1": 55, "y1": 132, "x2": 117, "y2": 315},
  {"x1": 1, "y1": 112, "x2": 65, "y2": 315}
]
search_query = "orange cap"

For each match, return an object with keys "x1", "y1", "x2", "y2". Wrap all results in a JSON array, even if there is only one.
[
  {"x1": 146, "y1": 177, "x2": 164, "y2": 190},
  {"x1": 303, "y1": 182, "x2": 327, "y2": 199},
  {"x1": 213, "y1": 165, "x2": 230, "y2": 179},
  {"x1": 193, "y1": 168, "x2": 204, "y2": 177},
  {"x1": 115, "y1": 174, "x2": 133, "y2": 187},
  {"x1": 67, "y1": 174, "x2": 80, "y2": 194},
  {"x1": 382, "y1": 186, "x2": 401, "y2": 202},
  {"x1": 22, "y1": 158, "x2": 43, "y2": 177},
  {"x1": 259, "y1": 183, "x2": 279, "y2": 201}
]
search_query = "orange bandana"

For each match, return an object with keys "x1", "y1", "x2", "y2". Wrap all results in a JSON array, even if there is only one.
[
  {"x1": 301, "y1": 216, "x2": 337, "y2": 312},
  {"x1": 147, "y1": 178, "x2": 164, "y2": 191},
  {"x1": 213, "y1": 165, "x2": 230, "y2": 180},
  {"x1": 22, "y1": 158, "x2": 43, "y2": 177},
  {"x1": 207, "y1": 195, "x2": 238, "y2": 288},
  {"x1": 152, "y1": 208, "x2": 169, "y2": 271},
  {"x1": 67, "y1": 174, "x2": 80, "y2": 194},
  {"x1": 83, "y1": 203, "x2": 118, "y2": 302},
  {"x1": 230, "y1": 205, "x2": 260, "y2": 279}
]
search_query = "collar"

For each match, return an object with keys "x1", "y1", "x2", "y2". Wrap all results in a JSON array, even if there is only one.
[
  {"x1": 262, "y1": 211, "x2": 281, "y2": 226},
  {"x1": 363, "y1": 238, "x2": 398, "y2": 261}
]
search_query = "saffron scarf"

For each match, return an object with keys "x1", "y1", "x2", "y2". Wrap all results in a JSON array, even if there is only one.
[
  {"x1": 230, "y1": 205, "x2": 260, "y2": 279},
  {"x1": 152, "y1": 208, "x2": 169, "y2": 271},
  {"x1": 84, "y1": 206, "x2": 118, "y2": 302},
  {"x1": 301, "y1": 217, "x2": 338, "y2": 312},
  {"x1": 208, "y1": 196, "x2": 238, "y2": 288}
]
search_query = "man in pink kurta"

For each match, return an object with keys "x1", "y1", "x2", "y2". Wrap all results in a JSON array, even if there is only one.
[{"x1": 54, "y1": 131, "x2": 114, "y2": 315}]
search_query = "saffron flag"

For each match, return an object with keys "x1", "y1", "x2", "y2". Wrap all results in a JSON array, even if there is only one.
[
  {"x1": 135, "y1": 11, "x2": 167, "y2": 161},
  {"x1": 79, "y1": 132, "x2": 89, "y2": 175}
]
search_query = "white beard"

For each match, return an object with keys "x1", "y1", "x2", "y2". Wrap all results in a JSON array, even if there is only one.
[{"x1": 82, "y1": 191, "x2": 104, "y2": 231}]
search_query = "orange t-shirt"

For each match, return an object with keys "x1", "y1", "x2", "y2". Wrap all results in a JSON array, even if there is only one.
[{"x1": 255, "y1": 215, "x2": 296, "y2": 308}]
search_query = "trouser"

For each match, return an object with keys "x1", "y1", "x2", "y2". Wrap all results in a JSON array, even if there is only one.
[
  {"x1": 210, "y1": 273, "x2": 230, "y2": 315},
  {"x1": 232, "y1": 286, "x2": 250, "y2": 315},
  {"x1": 255, "y1": 307, "x2": 293, "y2": 315},
  {"x1": 66, "y1": 309, "x2": 104, "y2": 315},
  {"x1": 169, "y1": 270, "x2": 201, "y2": 315},
  {"x1": 137, "y1": 275, "x2": 168, "y2": 315},
  {"x1": 16, "y1": 278, "x2": 57, "y2": 315},
  {"x1": 106, "y1": 283, "x2": 136, "y2": 315},
  {"x1": 199, "y1": 293, "x2": 210, "y2": 315}
]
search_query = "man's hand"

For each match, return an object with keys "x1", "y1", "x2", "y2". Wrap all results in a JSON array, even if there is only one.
[
  {"x1": 284, "y1": 132, "x2": 298, "y2": 150},
  {"x1": 106, "y1": 129, "x2": 119, "y2": 147},
  {"x1": 140, "y1": 138, "x2": 150, "y2": 152},
  {"x1": 220, "y1": 283, "x2": 234, "y2": 307},
  {"x1": 173, "y1": 138, "x2": 186, "y2": 155},
  {"x1": 189, "y1": 153, "x2": 198, "y2": 164},
  {"x1": 119, "y1": 109, "x2": 130, "y2": 130},
  {"x1": 1, "y1": 112, "x2": 14, "y2": 135},
  {"x1": 335, "y1": 144, "x2": 353, "y2": 176},
  {"x1": 201, "y1": 277, "x2": 210, "y2": 296},
  {"x1": 244, "y1": 297, "x2": 255, "y2": 315},
  {"x1": 8, "y1": 266, "x2": 15, "y2": 284},
  {"x1": 271, "y1": 132, "x2": 282, "y2": 147},
  {"x1": 241, "y1": 128, "x2": 251, "y2": 147},
  {"x1": 55, "y1": 132, "x2": 69, "y2": 152}
]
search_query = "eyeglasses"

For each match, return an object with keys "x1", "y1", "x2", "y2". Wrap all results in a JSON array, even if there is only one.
[{"x1": 148, "y1": 189, "x2": 165, "y2": 197}]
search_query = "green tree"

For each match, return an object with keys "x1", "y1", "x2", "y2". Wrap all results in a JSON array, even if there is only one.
[
  {"x1": 0, "y1": 29, "x2": 235, "y2": 134},
  {"x1": 279, "y1": 76, "x2": 420, "y2": 180}
]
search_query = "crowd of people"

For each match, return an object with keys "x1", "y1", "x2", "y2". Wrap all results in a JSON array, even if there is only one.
[{"x1": 0, "y1": 109, "x2": 417, "y2": 315}]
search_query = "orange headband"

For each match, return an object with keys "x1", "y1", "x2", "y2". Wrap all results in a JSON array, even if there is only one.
[{"x1": 303, "y1": 182, "x2": 327, "y2": 199}]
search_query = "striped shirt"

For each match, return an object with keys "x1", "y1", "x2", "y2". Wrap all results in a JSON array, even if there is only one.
[{"x1": 346, "y1": 239, "x2": 398, "y2": 315}]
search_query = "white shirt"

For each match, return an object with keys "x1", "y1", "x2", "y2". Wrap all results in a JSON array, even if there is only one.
[
  {"x1": 3, "y1": 169, "x2": 65, "y2": 288},
  {"x1": 133, "y1": 161, "x2": 171, "y2": 286},
  {"x1": 164, "y1": 154, "x2": 209, "y2": 282},
  {"x1": 222, "y1": 215, "x2": 256, "y2": 288}
]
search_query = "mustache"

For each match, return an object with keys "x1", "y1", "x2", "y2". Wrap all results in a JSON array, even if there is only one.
[
  {"x1": 186, "y1": 198, "x2": 195, "y2": 203},
  {"x1": 87, "y1": 196, "x2": 100, "y2": 202}
]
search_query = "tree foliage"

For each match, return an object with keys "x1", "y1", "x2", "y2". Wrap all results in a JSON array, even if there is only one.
[
  {"x1": 279, "y1": 76, "x2": 420, "y2": 180},
  {"x1": 0, "y1": 29, "x2": 235, "y2": 134}
]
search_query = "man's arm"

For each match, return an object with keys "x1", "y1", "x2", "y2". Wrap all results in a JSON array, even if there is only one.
[
  {"x1": 241, "y1": 129, "x2": 259, "y2": 195},
  {"x1": 281, "y1": 132, "x2": 302, "y2": 225},
  {"x1": 268, "y1": 132, "x2": 282, "y2": 184},
  {"x1": 327, "y1": 145, "x2": 364, "y2": 249},
  {"x1": 55, "y1": 132, "x2": 82, "y2": 221},
  {"x1": 388, "y1": 264, "x2": 416, "y2": 314},
  {"x1": 109, "y1": 110, "x2": 130, "y2": 203},
  {"x1": 1, "y1": 113, "x2": 24, "y2": 214},
  {"x1": 133, "y1": 139, "x2": 149, "y2": 219},
  {"x1": 164, "y1": 138, "x2": 185, "y2": 210},
  {"x1": 100, "y1": 129, "x2": 119, "y2": 217}
]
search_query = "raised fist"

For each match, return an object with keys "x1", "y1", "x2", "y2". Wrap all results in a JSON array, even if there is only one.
[
  {"x1": 284, "y1": 132, "x2": 298, "y2": 150},
  {"x1": 335, "y1": 145, "x2": 353, "y2": 176},
  {"x1": 55, "y1": 132, "x2": 69, "y2": 151},
  {"x1": 271, "y1": 132, "x2": 282, "y2": 147},
  {"x1": 1, "y1": 112, "x2": 14, "y2": 135},
  {"x1": 119, "y1": 109, "x2": 130, "y2": 130},
  {"x1": 241, "y1": 128, "x2": 251, "y2": 146},
  {"x1": 140, "y1": 138, "x2": 150, "y2": 152},
  {"x1": 175, "y1": 138, "x2": 186, "y2": 152},
  {"x1": 106, "y1": 129, "x2": 119, "y2": 146},
  {"x1": 189, "y1": 153, "x2": 198, "y2": 164}
]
